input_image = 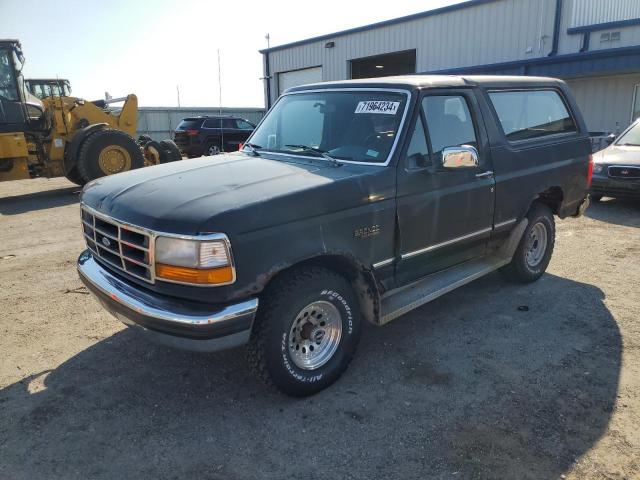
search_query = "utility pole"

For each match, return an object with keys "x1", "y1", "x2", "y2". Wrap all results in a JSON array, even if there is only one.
[
  {"x1": 218, "y1": 49, "x2": 224, "y2": 151},
  {"x1": 176, "y1": 85, "x2": 181, "y2": 108}
]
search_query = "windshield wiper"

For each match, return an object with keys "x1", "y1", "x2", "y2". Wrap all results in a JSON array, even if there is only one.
[
  {"x1": 243, "y1": 142, "x2": 262, "y2": 156},
  {"x1": 284, "y1": 144, "x2": 342, "y2": 167},
  {"x1": 619, "y1": 143, "x2": 640, "y2": 147}
]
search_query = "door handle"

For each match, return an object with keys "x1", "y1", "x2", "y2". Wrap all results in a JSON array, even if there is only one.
[{"x1": 475, "y1": 171, "x2": 494, "y2": 179}]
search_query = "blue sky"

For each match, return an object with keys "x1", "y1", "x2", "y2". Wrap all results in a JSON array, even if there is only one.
[{"x1": 1, "y1": 0, "x2": 463, "y2": 107}]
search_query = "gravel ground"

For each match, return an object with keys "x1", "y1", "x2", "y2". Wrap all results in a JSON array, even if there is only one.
[{"x1": 1, "y1": 177, "x2": 639, "y2": 480}]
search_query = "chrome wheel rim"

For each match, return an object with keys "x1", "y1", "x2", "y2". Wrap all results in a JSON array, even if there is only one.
[
  {"x1": 525, "y1": 222, "x2": 548, "y2": 267},
  {"x1": 288, "y1": 300, "x2": 342, "y2": 370},
  {"x1": 207, "y1": 145, "x2": 220, "y2": 156}
]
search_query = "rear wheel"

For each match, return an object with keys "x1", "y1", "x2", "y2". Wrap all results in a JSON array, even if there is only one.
[
  {"x1": 247, "y1": 267, "x2": 361, "y2": 397},
  {"x1": 77, "y1": 129, "x2": 144, "y2": 183},
  {"x1": 205, "y1": 142, "x2": 222, "y2": 156},
  {"x1": 143, "y1": 140, "x2": 163, "y2": 166},
  {"x1": 159, "y1": 140, "x2": 182, "y2": 162},
  {"x1": 501, "y1": 203, "x2": 555, "y2": 283},
  {"x1": 64, "y1": 167, "x2": 85, "y2": 186}
]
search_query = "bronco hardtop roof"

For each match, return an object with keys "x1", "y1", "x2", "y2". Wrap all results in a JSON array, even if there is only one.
[{"x1": 285, "y1": 75, "x2": 565, "y2": 94}]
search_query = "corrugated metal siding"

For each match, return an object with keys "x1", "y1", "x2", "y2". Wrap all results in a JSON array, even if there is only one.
[
  {"x1": 136, "y1": 107, "x2": 265, "y2": 141},
  {"x1": 267, "y1": 0, "x2": 556, "y2": 104},
  {"x1": 566, "y1": 73, "x2": 640, "y2": 132},
  {"x1": 570, "y1": 0, "x2": 640, "y2": 27},
  {"x1": 558, "y1": 0, "x2": 640, "y2": 54}
]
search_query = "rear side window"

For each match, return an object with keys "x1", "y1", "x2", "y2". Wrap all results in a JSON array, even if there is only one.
[
  {"x1": 177, "y1": 119, "x2": 204, "y2": 130},
  {"x1": 203, "y1": 118, "x2": 221, "y2": 128},
  {"x1": 236, "y1": 119, "x2": 255, "y2": 130},
  {"x1": 488, "y1": 90, "x2": 576, "y2": 141}
]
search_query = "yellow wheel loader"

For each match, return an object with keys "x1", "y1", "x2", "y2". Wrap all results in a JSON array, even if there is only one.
[{"x1": 0, "y1": 39, "x2": 181, "y2": 186}]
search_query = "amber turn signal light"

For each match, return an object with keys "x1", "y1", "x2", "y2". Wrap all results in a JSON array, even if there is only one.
[{"x1": 156, "y1": 263, "x2": 234, "y2": 285}]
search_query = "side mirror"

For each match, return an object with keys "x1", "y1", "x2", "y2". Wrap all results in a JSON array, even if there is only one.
[
  {"x1": 441, "y1": 145, "x2": 479, "y2": 169},
  {"x1": 606, "y1": 133, "x2": 616, "y2": 145}
]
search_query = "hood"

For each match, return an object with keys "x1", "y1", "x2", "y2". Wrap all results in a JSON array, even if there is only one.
[
  {"x1": 81, "y1": 152, "x2": 393, "y2": 235},
  {"x1": 594, "y1": 144, "x2": 640, "y2": 165}
]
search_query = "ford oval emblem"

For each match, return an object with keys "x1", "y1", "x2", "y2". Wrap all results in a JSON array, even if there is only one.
[{"x1": 101, "y1": 236, "x2": 111, "y2": 247}]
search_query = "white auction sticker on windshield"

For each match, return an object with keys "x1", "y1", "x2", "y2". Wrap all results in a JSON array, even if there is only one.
[{"x1": 355, "y1": 101, "x2": 400, "y2": 115}]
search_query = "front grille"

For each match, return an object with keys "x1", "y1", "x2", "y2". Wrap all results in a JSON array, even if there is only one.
[
  {"x1": 608, "y1": 166, "x2": 640, "y2": 179},
  {"x1": 81, "y1": 206, "x2": 154, "y2": 283}
]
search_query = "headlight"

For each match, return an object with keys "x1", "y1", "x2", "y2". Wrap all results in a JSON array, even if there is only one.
[
  {"x1": 593, "y1": 164, "x2": 604, "y2": 174},
  {"x1": 155, "y1": 236, "x2": 234, "y2": 285}
]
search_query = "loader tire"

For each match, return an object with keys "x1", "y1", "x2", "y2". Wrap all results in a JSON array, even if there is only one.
[
  {"x1": 159, "y1": 140, "x2": 182, "y2": 162},
  {"x1": 77, "y1": 129, "x2": 144, "y2": 183},
  {"x1": 64, "y1": 167, "x2": 85, "y2": 186}
]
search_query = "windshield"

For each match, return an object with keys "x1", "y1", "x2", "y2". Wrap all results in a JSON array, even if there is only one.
[
  {"x1": 616, "y1": 121, "x2": 640, "y2": 146},
  {"x1": 247, "y1": 90, "x2": 408, "y2": 163}
]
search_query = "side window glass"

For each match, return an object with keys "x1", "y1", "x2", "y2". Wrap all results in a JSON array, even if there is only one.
[
  {"x1": 237, "y1": 120, "x2": 254, "y2": 130},
  {"x1": 488, "y1": 90, "x2": 577, "y2": 141},
  {"x1": 405, "y1": 115, "x2": 430, "y2": 168},
  {"x1": 204, "y1": 118, "x2": 220, "y2": 128},
  {"x1": 221, "y1": 119, "x2": 235, "y2": 129},
  {"x1": 422, "y1": 95, "x2": 477, "y2": 159}
]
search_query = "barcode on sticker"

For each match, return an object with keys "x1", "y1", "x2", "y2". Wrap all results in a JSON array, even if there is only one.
[{"x1": 355, "y1": 101, "x2": 400, "y2": 115}]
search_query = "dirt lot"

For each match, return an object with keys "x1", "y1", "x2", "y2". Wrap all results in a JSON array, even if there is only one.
[{"x1": 0, "y1": 177, "x2": 639, "y2": 480}]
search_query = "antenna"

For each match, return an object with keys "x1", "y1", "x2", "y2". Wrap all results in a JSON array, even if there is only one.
[{"x1": 218, "y1": 49, "x2": 224, "y2": 152}]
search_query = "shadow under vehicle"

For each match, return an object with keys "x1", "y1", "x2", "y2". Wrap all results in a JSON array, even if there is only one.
[{"x1": 0, "y1": 273, "x2": 622, "y2": 479}]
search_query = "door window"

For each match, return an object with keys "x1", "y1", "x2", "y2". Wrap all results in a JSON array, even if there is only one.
[
  {"x1": 422, "y1": 95, "x2": 478, "y2": 160},
  {"x1": 0, "y1": 49, "x2": 19, "y2": 101},
  {"x1": 405, "y1": 115, "x2": 430, "y2": 168}
]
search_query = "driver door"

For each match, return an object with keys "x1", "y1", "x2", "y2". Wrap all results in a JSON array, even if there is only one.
[{"x1": 395, "y1": 89, "x2": 496, "y2": 285}]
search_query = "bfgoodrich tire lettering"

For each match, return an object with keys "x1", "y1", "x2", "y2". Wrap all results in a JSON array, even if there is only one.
[{"x1": 247, "y1": 266, "x2": 361, "y2": 397}]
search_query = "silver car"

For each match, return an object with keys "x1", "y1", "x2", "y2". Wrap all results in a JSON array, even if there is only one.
[{"x1": 591, "y1": 119, "x2": 640, "y2": 201}]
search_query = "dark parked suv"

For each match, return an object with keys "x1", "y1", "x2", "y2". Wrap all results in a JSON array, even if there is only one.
[
  {"x1": 78, "y1": 75, "x2": 591, "y2": 396},
  {"x1": 173, "y1": 116, "x2": 256, "y2": 157}
]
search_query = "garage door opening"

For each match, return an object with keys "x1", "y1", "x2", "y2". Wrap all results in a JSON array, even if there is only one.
[
  {"x1": 278, "y1": 67, "x2": 323, "y2": 95},
  {"x1": 350, "y1": 50, "x2": 416, "y2": 79}
]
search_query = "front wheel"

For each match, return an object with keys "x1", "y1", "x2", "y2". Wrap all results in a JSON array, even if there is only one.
[
  {"x1": 76, "y1": 129, "x2": 144, "y2": 183},
  {"x1": 247, "y1": 267, "x2": 361, "y2": 397},
  {"x1": 501, "y1": 203, "x2": 555, "y2": 283}
]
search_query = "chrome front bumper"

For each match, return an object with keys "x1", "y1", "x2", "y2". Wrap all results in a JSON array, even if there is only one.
[{"x1": 77, "y1": 250, "x2": 258, "y2": 352}]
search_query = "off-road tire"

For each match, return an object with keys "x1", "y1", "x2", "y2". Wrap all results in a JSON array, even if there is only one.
[
  {"x1": 77, "y1": 129, "x2": 144, "y2": 183},
  {"x1": 502, "y1": 203, "x2": 555, "y2": 283},
  {"x1": 64, "y1": 167, "x2": 85, "y2": 186},
  {"x1": 159, "y1": 140, "x2": 182, "y2": 162},
  {"x1": 247, "y1": 266, "x2": 361, "y2": 397}
]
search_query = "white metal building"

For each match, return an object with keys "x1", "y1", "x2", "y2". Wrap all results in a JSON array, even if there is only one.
[{"x1": 260, "y1": 0, "x2": 640, "y2": 134}]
